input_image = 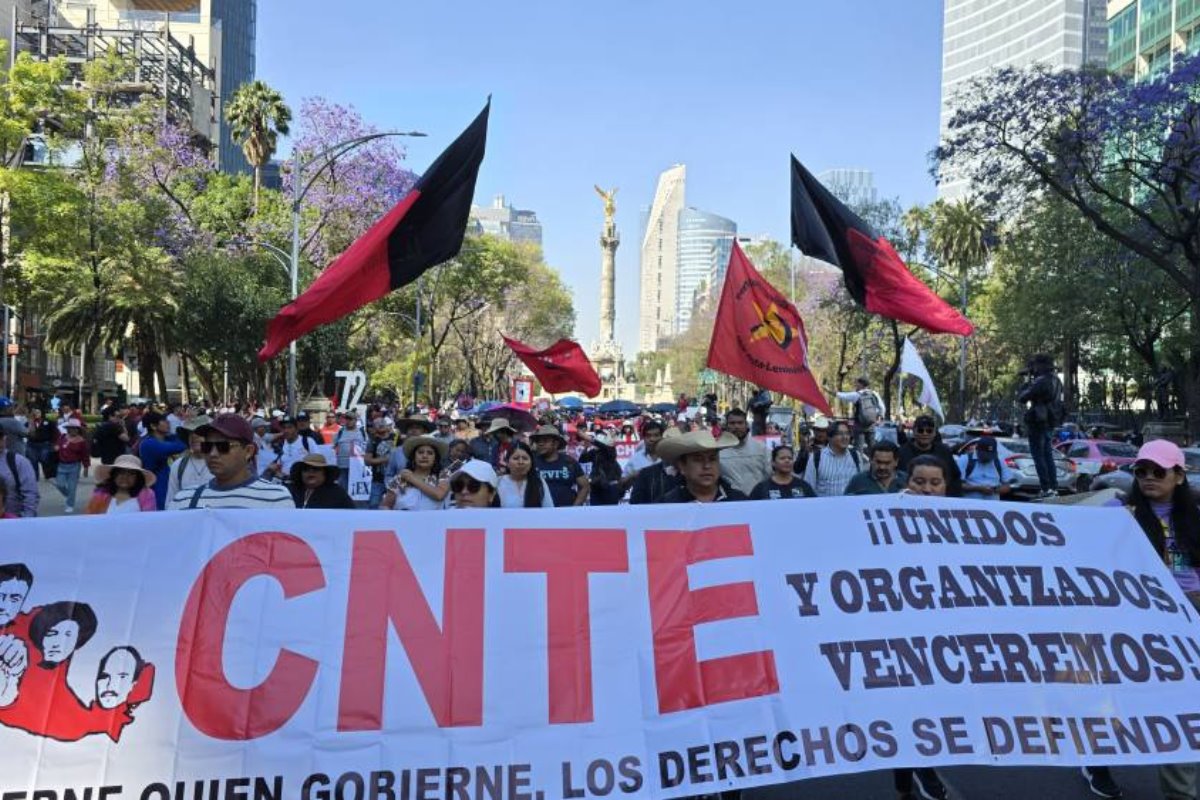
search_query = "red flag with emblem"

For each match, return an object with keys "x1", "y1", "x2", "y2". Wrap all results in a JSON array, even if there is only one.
[
  {"x1": 501, "y1": 335, "x2": 602, "y2": 398},
  {"x1": 706, "y1": 242, "x2": 832, "y2": 414}
]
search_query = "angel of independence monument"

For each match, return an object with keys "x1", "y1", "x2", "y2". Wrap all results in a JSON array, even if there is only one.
[{"x1": 589, "y1": 186, "x2": 635, "y2": 400}]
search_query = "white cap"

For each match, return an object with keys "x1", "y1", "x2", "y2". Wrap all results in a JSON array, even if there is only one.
[{"x1": 451, "y1": 459, "x2": 498, "y2": 489}]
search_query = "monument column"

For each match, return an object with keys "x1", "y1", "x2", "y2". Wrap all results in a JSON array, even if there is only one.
[{"x1": 599, "y1": 219, "x2": 619, "y2": 343}]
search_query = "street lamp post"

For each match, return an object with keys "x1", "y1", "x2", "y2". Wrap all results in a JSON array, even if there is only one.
[{"x1": 287, "y1": 130, "x2": 426, "y2": 414}]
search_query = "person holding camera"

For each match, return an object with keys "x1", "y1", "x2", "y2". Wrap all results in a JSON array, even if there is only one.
[{"x1": 1017, "y1": 353, "x2": 1065, "y2": 499}]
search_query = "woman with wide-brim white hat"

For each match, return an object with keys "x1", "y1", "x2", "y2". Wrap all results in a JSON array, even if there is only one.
[{"x1": 85, "y1": 455, "x2": 157, "y2": 514}]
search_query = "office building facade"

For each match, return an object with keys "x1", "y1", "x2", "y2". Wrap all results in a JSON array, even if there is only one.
[
  {"x1": 1108, "y1": 0, "x2": 1200, "y2": 77},
  {"x1": 638, "y1": 165, "x2": 686, "y2": 352},
  {"x1": 939, "y1": 0, "x2": 1108, "y2": 199},
  {"x1": 36, "y1": 0, "x2": 256, "y2": 174},
  {"x1": 816, "y1": 168, "x2": 877, "y2": 209},
  {"x1": 468, "y1": 195, "x2": 543, "y2": 247},
  {"x1": 676, "y1": 208, "x2": 736, "y2": 333}
]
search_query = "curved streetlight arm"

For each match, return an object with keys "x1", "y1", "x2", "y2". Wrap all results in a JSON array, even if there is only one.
[
  {"x1": 226, "y1": 239, "x2": 291, "y2": 280},
  {"x1": 292, "y1": 130, "x2": 427, "y2": 209}
]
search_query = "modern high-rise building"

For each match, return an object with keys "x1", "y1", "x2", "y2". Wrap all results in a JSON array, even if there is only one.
[
  {"x1": 24, "y1": 0, "x2": 257, "y2": 174},
  {"x1": 816, "y1": 169, "x2": 877, "y2": 209},
  {"x1": 638, "y1": 165, "x2": 686, "y2": 352},
  {"x1": 676, "y1": 208, "x2": 736, "y2": 332},
  {"x1": 939, "y1": 0, "x2": 1108, "y2": 199},
  {"x1": 468, "y1": 194, "x2": 543, "y2": 247},
  {"x1": 1108, "y1": 0, "x2": 1200, "y2": 78}
]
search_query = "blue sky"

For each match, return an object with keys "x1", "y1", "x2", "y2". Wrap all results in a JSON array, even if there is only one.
[{"x1": 259, "y1": 1, "x2": 945, "y2": 355}]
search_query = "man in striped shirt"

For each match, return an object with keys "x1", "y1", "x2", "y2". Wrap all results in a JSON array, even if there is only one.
[
  {"x1": 801, "y1": 420, "x2": 862, "y2": 497},
  {"x1": 167, "y1": 415, "x2": 295, "y2": 510}
]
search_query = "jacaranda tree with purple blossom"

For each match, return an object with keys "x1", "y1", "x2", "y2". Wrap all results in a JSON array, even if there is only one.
[{"x1": 938, "y1": 53, "x2": 1200, "y2": 432}]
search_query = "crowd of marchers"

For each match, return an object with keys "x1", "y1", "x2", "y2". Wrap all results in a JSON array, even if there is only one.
[{"x1": 0, "y1": 367, "x2": 1197, "y2": 799}]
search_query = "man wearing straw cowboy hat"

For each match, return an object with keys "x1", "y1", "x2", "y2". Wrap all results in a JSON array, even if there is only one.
[{"x1": 656, "y1": 429, "x2": 746, "y2": 504}]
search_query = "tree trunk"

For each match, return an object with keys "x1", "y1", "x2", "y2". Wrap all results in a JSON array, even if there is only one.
[
  {"x1": 155, "y1": 358, "x2": 168, "y2": 405},
  {"x1": 185, "y1": 354, "x2": 219, "y2": 405},
  {"x1": 882, "y1": 321, "x2": 902, "y2": 418},
  {"x1": 252, "y1": 166, "x2": 262, "y2": 216},
  {"x1": 180, "y1": 356, "x2": 191, "y2": 404},
  {"x1": 1188, "y1": 299, "x2": 1200, "y2": 439},
  {"x1": 137, "y1": 346, "x2": 157, "y2": 402}
]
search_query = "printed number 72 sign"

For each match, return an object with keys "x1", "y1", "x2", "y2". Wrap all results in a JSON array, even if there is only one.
[{"x1": 335, "y1": 370, "x2": 367, "y2": 412}]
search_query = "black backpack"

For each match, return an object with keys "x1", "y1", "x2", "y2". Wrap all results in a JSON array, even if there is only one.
[{"x1": 811, "y1": 446, "x2": 861, "y2": 479}]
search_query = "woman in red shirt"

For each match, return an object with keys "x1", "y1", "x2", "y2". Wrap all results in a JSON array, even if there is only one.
[{"x1": 55, "y1": 419, "x2": 91, "y2": 514}]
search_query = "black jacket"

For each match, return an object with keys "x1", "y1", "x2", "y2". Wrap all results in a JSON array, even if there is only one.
[
  {"x1": 630, "y1": 462, "x2": 682, "y2": 505},
  {"x1": 291, "y1": 481, "x2": 356, "y2": 509},
  {"x1": 661, "y1": 484, "x2": 747, "y2": 503},
  {"x1": 1018, "y1": 372, "x2": 1062, "y2": 426}
]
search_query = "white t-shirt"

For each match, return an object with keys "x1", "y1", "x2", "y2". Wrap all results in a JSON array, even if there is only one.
[
  {"x1": 107, "y1": 496, "x2": 142, "y2": 514},
  {"x1": 277, "y1": 436, "x2": 313, "y2": 474},
  {"x1": 393, "y1": 475, "x2": 447, "y2": 511},
  {"x1": 496, "y1": 475, "x2": 554, "y2": 508}
]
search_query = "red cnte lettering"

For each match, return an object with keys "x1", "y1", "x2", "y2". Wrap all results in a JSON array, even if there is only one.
[
  {"x1": 504, "y1": 528, "x2": 629, "y2": 724},
  {"x1": 645, "y1": 524, "x2": 779, "y2": 713},
  {"x1": 176, "y1": 531, "x2": 324, "y2": 740},
  {"x1": 338, "y1": 529, "x2": 485, "y2": 730}
]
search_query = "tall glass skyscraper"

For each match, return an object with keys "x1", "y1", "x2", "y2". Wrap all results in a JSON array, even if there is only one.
[
  {"x1": 939, "y1": 0, "x2": 1108, "y2": 199},
  {"x1": 1108, "y1": 0, "x2": 1200, "y2": 78},
  {"x1": 675, "y1": 208, "x2": 736, "y2": 333},
  {"x1": 638, "y1": 165, "x2": 686, "y2": 353},
  {"x1": 211, "y1": 0, "x2": 257, "y2": 174}
]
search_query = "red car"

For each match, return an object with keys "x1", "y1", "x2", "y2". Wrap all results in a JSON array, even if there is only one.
[{"x1": 1054, "y1": 439, "x2": 1139, "y2": 490}]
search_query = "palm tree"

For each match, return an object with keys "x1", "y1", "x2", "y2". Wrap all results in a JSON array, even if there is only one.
[
  {"x1": 928, "y1": 199, "x2": 990, "y2": 274},
  {"x1": 225, "y1": 80, "x2": 291, "y2": 211}
]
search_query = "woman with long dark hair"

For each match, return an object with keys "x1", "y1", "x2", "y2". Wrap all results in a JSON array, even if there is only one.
[
  {"x1": 383, "y1": 436, "x2": 449, "y2": 511},
  {"x1": 496, "y1": 442, "x2": 552, "y2": 508}
]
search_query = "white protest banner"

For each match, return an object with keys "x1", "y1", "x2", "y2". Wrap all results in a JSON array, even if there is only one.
[{"x1": 2, "y1": 498, "x2": 1200, "y2": 800}]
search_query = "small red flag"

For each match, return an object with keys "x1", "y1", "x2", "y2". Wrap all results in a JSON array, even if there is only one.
[
  {"x1": 502, "y1": 335, "x2": 602, "y2": 398},
  {"x1": 706, "y1": 243, "x2": 832, "y2": 415}
]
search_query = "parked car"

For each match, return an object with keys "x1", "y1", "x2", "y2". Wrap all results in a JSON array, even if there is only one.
[
  {"x1": 1090, "y1": 446, "x2": 1200, "y2": 499},
  {"x1": 1054, "y1": 439, "x2": 1140, "y2": 492},
  {"x1": 955, "y1": 437, "x2": 1078, "y2": 499},
  {"x1": 938, "y1": 425, "x2": 968, "y2": 449}
]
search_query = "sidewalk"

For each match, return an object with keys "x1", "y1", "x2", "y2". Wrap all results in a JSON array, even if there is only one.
[{"x1": 35, "y1": 471, "x2": 97, "y2": 517}]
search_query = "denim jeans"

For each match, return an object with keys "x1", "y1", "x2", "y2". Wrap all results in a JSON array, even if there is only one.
[
  {"x1": 56, "y1": 461, "x2": 81, "y2": 511},
  {"x1": 1026, "y1": 421, "x2": 1058, "y2": 492},
  {"x1": 26, "y1": 443, "x2": 49, "y2": 480},
  {"x1": 368, "y1": 481, "x2": 387, "y2": 510}
]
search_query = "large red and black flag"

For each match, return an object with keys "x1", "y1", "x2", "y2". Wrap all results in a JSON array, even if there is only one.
[
  {"x1": 501, "y1": 335, "x2": 602, "y2": 398},
  {"x1": 706, "y1": 242, "x2": 832, "y2": 415},
  {"x1": 258, "y1": 101, "x2": 491, "y2": 361},
  {"x1": 790, "y1": 156, "x2": 973, "y2": 336}
]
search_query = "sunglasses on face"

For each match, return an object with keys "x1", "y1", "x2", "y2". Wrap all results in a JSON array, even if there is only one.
[
  {"x1": 200, "y1": 440, "x2": 239, "y2": 454},
  {"x1": 915, "y1": 427, "x2": 935, "y2": 434},
  {"x1": 1134, "y1": 465, "x2": 1172, "y2": 480},
  {"x1": 451, "y1": 477, "x2": 483, "y2": 494}
]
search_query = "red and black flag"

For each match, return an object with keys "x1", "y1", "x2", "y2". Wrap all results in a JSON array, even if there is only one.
[
  {"x1": 790, "y1": 156, "x2": 973, "y2": 336},
  {"x1": 706, "y1": 242, "x2": 832, "y2": 415},
  {"x1": 258, "y1": 101, "x2": 491, "y2": 361},
  {"x1": 501, "y1": 335, "x2": 602, "y2": 398}
]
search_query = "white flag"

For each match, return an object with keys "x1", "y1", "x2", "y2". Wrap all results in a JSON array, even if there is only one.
[{"x1": 900, "y1": 337, "x2": 945, "y2": 420}]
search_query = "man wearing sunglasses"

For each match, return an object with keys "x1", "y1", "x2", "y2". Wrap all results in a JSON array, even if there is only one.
[
  {"x1": 167, "y1": 415, "x2": 295, "y2": 510},
  {"x1": 898, "y1": 415, "x2": 962, "y2": 497}
]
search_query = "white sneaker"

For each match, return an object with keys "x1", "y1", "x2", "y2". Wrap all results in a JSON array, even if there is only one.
[{"x1": 63, "y1": 505, "x2": 73, "y2": 514}]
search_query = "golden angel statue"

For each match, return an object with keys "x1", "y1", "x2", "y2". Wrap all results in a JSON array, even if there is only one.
[{"x1": 594, "y1": 185, "x2": 617, "y2": 222}]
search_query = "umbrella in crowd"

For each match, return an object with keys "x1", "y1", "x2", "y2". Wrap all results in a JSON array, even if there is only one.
[
  {"x1": 556, "y1": 396, "x2": 584, "y2": 409},
  {"x1": 478, "y1": 404, "x2": 539, "y2": 433},
  {"x1": 598, "y1": 399, "x2": 642, "y2": 417},
  {"x1": 646, "y1": 402, "x2": 677, "y2": 414}
]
